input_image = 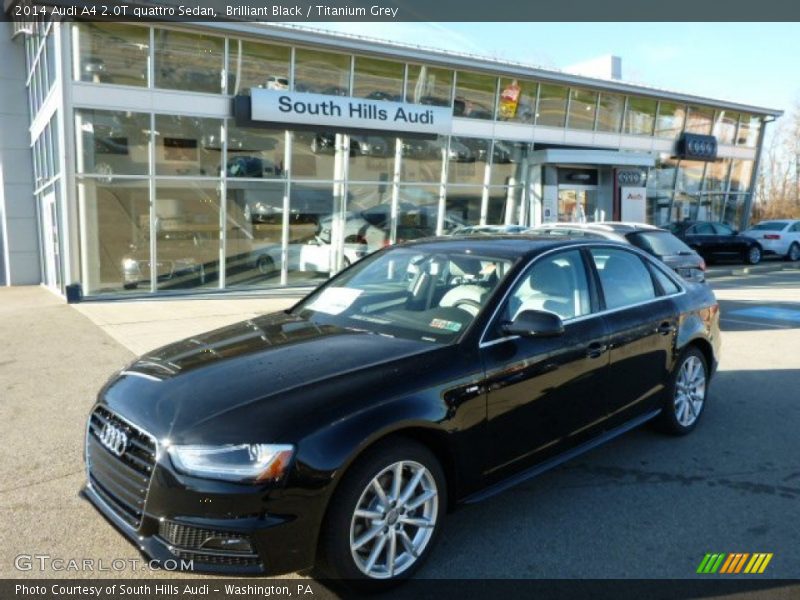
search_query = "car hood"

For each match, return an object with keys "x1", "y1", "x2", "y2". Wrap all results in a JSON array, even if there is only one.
[{"x1": 101, "y1": 311, "x2": 437, "y2": 442}]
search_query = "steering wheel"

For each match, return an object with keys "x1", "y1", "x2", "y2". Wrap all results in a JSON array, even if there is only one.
[{"x1": 452, "y1": 299, "x2": 482, "y2": 317}]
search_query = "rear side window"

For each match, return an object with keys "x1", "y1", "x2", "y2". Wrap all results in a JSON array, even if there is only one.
[
  {"x1": 649, "y1": 264, "x2": 681, "y2": 295},
  {"x1": 713, "y1": 223, "x2": 734, "y2": 235},
  {"x1": 752, "y1": 221, "x2": 788, "y2": 231},
  {"x1": 590, "y1": 248, "x2": 656, "y2": 310},
  {"x1": 627, "y1": 231, "x2": 692, "y2": 256},
  {"x1": 690, "y1": 223, "x2": 715, "y2": 234}
]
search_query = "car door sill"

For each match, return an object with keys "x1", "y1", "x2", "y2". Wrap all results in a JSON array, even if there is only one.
[{"x1": 463, "y1": 409, "x2": 662, "y2": 504}]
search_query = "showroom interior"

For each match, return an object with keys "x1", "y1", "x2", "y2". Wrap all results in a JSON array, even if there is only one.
[{"x1": 0, "y1": 12, "x2": 783, "y2": 298}]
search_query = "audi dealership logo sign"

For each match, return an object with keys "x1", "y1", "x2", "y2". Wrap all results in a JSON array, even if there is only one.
[
  {"x1": 99, "y1": 422, "x2": 128, "y2": 457},
  {"x1": 617, "y1": 170, "x2": 645, "y2": 186},
  {"x1": 676, "y1": 133, "x2": 718, "y2": 161}
]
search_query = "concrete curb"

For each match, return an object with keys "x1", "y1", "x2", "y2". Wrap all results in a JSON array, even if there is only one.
[{"x1": 705, "y1": 261, "x2": 800, "y2": 279}]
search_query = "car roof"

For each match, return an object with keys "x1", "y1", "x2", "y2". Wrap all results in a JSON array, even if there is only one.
[
  {"x1": 536, "y1": 221, "x2": 662, "y2": 233},
  {"x1": 397, "y1": 234, "x2": 631, "y2": 260}
]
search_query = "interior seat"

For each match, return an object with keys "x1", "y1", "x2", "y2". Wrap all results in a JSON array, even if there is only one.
[{"x1": 512, "y1": 261, "x2": 575, "y2": 320}]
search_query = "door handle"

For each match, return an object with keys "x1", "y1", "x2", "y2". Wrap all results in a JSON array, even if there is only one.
[
  {"x1": 586, "y1": 342, "x2": 608, "y2": 359},
  {"x1": 657, "y1": 321, "x2": 675, "y2": 336}
]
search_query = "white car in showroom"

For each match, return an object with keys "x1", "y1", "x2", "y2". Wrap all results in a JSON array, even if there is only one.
[{"x1": 742, "y1": 219, "x2": 800, "y2": 261}]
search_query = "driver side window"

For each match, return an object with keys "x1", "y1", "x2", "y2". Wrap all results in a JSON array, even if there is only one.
[{"x1": 497, "y1": 250, "x2": 592, "y2": 332}]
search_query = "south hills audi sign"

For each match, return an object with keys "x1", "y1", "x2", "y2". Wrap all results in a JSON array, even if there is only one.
[{"x1": 247, "y1": 89, "x2": 453, "y2": 135}]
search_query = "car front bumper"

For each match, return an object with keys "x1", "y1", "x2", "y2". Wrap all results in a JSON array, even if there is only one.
[{"x1": 82, "y1": 411, "x2": 326, "y2": 576}]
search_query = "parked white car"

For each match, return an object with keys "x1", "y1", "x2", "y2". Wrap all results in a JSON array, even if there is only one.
[{"x1": 741, "y1": 220, "x2": 800, "y2": 261}]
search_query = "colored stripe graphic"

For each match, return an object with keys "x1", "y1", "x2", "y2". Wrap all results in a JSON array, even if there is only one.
[
  {"x1": 758, "y1": 553, "x2": 773, "y2": 573},
  {"x1": 698, "y1": 553, "x2": 727, "y2": 574},
  {"x1": 720, "y1": 553, "x2": 736, "y2": 573},
  {"x1": 700, "y1": 553, "x2": 774, "y2": 574}
]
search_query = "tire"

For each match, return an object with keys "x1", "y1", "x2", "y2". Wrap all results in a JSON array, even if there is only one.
[
  {"x1": 745, "y1": 244, "x2": 762, "y2": 265},
  {"x1": 786, "y1": 242, "x2": 800, "y2": 262},
  {"x1": 655, "y1": 347, "x2": 709, "y2": 435},
  {"x1": 314, "y1": 438, "x2": 446, "y2": 590},
  {"x1": 256, "y1": 255, "x2": 276, "y2": 276}
]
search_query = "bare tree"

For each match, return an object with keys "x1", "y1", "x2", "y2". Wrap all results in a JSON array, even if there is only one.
[{"x1": 754, "y1": 99, "x2": 800, "y2": 220}]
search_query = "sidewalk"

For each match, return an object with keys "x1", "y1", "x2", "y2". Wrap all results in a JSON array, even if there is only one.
[
  {"x1": 73, "y1": 295, "x2": 300, "y2": 355},
  {"x1": 0, "y1": 286, "x2": 139, "y2": 576},
  {"x1": 705, "y1": 260, "x2": 800, "y2": 279}
]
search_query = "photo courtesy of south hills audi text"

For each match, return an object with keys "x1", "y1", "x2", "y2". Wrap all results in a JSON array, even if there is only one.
[{"x1": 13, "y1": 583, "x2": 316, "y2": 597}]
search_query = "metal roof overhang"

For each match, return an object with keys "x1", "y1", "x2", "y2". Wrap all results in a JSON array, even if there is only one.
[{"x1": 530, "y1": 149, "x2": 656, "y2": 167}]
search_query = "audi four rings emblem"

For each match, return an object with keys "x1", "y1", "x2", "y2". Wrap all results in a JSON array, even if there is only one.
[
  {"x1": 99, "y1": 422, "x2": 128, "y2": 456},
  {"x1": 688, "y1": 140, "x2": 714, "y2": 155},
  {"x1": 618, "y1": 171, "x2": 643, "y2": 185}
]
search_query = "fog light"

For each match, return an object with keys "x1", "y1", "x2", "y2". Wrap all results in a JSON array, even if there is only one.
[{"x1": 201, "y1": 536, "x2": 253, "y2": 553}]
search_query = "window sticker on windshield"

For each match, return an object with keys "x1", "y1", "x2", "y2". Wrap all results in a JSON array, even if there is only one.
[
  {"x1": 307, "y1": 287, "x2": 362, "y2": 315},
  {"x1": 429, "y1": 318, "x2": 462, "y2": 332}
]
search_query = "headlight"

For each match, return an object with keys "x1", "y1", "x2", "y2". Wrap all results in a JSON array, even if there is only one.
[{"x1": 167, "y1": 444, "x2": 294, "y2": 483}]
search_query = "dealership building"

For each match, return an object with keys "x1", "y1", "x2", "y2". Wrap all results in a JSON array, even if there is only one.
[{"x1": 0, "y1": 9, "x2": 783, "y2": 298}]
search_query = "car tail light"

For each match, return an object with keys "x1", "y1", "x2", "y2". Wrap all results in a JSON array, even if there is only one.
[
  {"x1": 764, "y1": 234, "x2": 781, "y2": 240},
  {"x1": 699, "y1": 258, "x2": 706, "y2": 271}
]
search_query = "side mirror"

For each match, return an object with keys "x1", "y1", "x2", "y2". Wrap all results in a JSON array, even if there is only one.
[{"x1": 503, "y1": 310, "x2": 564, "y2": 338}]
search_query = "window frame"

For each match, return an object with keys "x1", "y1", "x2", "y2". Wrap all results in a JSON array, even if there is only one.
[
  {"x1": 480, "y1": 245, "x2": 601, "y2": 345},
  {"x1": 477, "y1": 243, "x2": 687, "y2": 348}
]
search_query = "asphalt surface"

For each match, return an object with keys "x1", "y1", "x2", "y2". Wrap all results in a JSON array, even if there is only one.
[{"x1": 1, "y1": 272, "x2": 799, "y2": 583}]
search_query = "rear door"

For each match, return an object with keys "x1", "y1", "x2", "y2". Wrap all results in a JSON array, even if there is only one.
[
  {"x1": 712, "y1": 223, "x2": 741, "y2": 256},
  {"x1": 587, "y1": 247, "x2": 680, "y2": 428}
]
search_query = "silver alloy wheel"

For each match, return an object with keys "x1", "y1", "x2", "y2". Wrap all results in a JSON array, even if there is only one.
[
  {"x1": 349, "y1": 460, "x2": 438, "y2": 579},
  {"x1": 748, "y1": 246, "x2": 761, "y2": 264},
  {"x1": 674, "y1": 355, "x2": 706, "y2": 427},
  {"x1": 789, "y1": 244, "x2": 800, "y2": 262}
]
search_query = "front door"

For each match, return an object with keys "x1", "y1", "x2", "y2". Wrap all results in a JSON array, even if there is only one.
[
  {"x1": 41, "y1": 192, "x2": 61, "y2": 290},
  {"x1": 557, "y1": 187, "x2": 599, "y2": 222},
  {"x1": 481, "y1": 249, "x2": 610, "y2": 480}
]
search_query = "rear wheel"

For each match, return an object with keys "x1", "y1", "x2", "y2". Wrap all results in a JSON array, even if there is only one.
[
  {"x1": 745, "y1": 245, "x2": 762, "y2": 265},
  {"x1": 787, "y1": 242, "x2": 800, "y2": 262},
  {"x1": 655, "y1": 347, "x2": 708, "y2": 435},
  {"x1": 315, "y1": 439, "x2": 446, "y2": 590}
]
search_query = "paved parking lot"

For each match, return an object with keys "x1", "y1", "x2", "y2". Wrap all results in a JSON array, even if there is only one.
[{"x1": 1, "y1": 271, "x2": 799, "y2": 582}]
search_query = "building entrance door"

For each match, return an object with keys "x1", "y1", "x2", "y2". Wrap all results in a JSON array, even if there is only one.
[
  {"x1": 41, "y1": 192, "x2": 61, "y2": 290},
  {"x1": 557, "y1": 186, "x2": 600, "y2": 222}
]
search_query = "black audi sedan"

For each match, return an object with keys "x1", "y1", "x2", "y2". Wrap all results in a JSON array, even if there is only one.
[
  {"x1": 669, "y1": 220, "x2": 763, "y2": 265},
  {"x1": 83, "y1": 237, "x2": 720, "y2": 587}
]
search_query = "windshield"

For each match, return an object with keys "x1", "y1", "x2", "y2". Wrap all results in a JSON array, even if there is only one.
[
  {"x1": 750, "y1": 221, "x2": 788, "y2": 231},
  {"x1": 293, "y1": 247, "x2": 515, "y2": 343},
  {"x1": 627, "y1": 230, "x2": 692, "y2": 256}
]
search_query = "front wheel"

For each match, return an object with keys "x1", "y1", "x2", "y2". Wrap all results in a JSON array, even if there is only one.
[
  {"x1": 745, "y1": 244, "x2": 762, "y2": 265},
  {"x1": 655, "y1": 347, "x2": 708, "y2": 435},
  {"x1": 315, "y1": 439, "x2": 446, "y2": 589}
]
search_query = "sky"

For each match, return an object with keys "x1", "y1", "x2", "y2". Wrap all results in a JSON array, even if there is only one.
[{"x1": 303, "y1": 22, "x2": 799, "y2": 124}]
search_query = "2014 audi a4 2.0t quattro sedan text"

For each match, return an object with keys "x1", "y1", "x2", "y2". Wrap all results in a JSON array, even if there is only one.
[{"x1": 82, "y1": 236, "x2": 720, "y2": 588}]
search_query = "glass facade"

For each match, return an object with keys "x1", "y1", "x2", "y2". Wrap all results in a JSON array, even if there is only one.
[{"x1": 13, "y1": 19, "x2": 768, "y2": 297}]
